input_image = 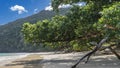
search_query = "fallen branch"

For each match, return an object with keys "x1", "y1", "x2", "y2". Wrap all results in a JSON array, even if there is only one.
[
  {"x1": 72, "y1": 37, "x2": 108, "y2": 68},
  {"x1": 109, "y1": 47, "x2": 120, "y2": 59},
  {"x1": 99, "y1": 44, "x2": 120, "y2": 59}
]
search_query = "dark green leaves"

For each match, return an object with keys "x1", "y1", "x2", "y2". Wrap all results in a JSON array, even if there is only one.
[
  {"x1": 98, "y1": 2, "x2": 120, "y2": 39},
  {"x1": 22, "y1": 0, "x2": 120, "y2": 51}
]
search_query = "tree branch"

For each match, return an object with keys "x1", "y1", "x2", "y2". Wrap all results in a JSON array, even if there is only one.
[{"x1": 72, "y1": 36, "x2": 108, "y2": 68}]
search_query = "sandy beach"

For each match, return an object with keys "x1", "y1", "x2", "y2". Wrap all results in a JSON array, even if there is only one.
[
  {"x1": 0, "y1": 52, "x2": 120, "y2": 68},
  {"x1": 0, "y1": 54, "x2": 43, "y2": 68}
]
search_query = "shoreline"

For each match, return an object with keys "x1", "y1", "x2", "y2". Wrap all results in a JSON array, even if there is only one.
[
  {"x1": 0, "y1": 54, "x2": 43, "y2": 68},
  {"x1": 0, "y1": 53, "x2": 30, "y2": 66},
  {"x1": 0, "y1": 52, "x2": 119, "y2": 68}
]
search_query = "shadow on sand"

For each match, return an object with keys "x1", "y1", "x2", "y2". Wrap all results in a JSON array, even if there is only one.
[
  {"x1": 5, "y1": 59, "x2": 43, "y2": 68},
  {"x1": 4, "y1": 54, "x2": 120, "y2": 68},
  {"x1": 76, "y1": 55, "x2": 120, "y2": 68}
]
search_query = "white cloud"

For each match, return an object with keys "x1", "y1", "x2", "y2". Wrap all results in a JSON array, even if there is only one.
[
  {"x1": 34, "y1": 8, "x2": 39, "y2": 14},
  {"x1": 45, "y1": 2, "x2": 85, "y2": 11},
  {"x1": 45, "y1": 4, "x2": 71, "y2": 11},
  {"x1": 45, "y1": 5, "x2": 71, "y2": 11},
  {"x1": 10, "y1": 5, "x2": 28, "y2": 14},
  {"x1": 58, "y1": 4, "x2": 71, "y2": 8},
  {"x1": 75, "y1": 2, "x2": 86, "y2": 6},
  {"x1": 45, "y1": 6, "x2": 53, "y2": 11}
]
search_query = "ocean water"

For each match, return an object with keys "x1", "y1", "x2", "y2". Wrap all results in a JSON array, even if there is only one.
[{"x1": 0, "y1": 53, "x2": 29, "y2": 66}]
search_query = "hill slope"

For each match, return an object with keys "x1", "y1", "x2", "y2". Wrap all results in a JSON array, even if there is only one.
[{"x1": 0, "y1": 9, "x2": 68, "y2": 52}]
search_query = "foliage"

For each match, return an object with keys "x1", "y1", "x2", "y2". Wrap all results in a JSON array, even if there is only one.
[
  {"x1": 0, "y1": 9, "x2": 69, "y2": 52},
  {"x1": 97, "y1": 2, "x2": 120, "y2": 41},
  {"x1": 22, "y1": 0, "x2": 120, "y2": 51}
]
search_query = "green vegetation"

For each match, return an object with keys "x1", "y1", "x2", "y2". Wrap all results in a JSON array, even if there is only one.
[
  {"x1": 1, "y1": 0, "x2": 120, "y2": 52},
  {"x1": 0, "y1": 9, "x2": 68, "y2": 52},
  {"x1": 22, "y1": 0, "x2": 120, "y2": 52}
]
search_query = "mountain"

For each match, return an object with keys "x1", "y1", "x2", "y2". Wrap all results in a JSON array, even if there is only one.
[{"x1": 0, "y1": 8, "x2": 69, "y2": 52}]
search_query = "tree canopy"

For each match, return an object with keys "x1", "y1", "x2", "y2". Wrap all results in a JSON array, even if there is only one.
[{"x1": 22, "y1": 0, "x2": 120, "y2": 51}]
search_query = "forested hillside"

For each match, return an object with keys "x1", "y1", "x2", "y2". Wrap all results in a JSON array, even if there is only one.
[{"x1": 0, "y1": 8, "x2": 68, "y2": 52}]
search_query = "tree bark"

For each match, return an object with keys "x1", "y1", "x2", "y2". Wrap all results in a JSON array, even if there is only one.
[
  {"x1": 85, "y1": 52, "x2": 93, "y2": 63},
  {"x1": 109, "y1": 47, "x2": 120, "y2": 60},
  {"x1": 72, "y1": 37, "x2": 108, "y2": 68}
]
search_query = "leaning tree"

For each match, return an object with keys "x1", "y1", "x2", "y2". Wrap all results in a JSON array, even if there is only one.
[{"x1": 22, "y1": 0, "x2": 120, "y2": 68}]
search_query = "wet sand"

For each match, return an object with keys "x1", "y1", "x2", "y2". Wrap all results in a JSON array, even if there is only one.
[{"x1": 0, "y1": 54, "x2": 43, "y2": 68}]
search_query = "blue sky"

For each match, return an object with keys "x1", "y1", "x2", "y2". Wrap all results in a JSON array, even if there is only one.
[{"x1": 0, "y1": 0, "x2": 51, "y2": 25}]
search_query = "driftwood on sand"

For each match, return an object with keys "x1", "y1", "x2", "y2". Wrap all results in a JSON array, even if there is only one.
[{"x1": 72, "y1": 37, "x2": 120, "y2": 68}]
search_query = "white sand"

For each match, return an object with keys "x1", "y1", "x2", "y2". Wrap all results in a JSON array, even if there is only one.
[
  {"x1": 0, "y1": 53, "x2": 29, "y2": 66},
  {"x1": 0, "y1": 52, "x2": 120, "y2": 68},
  {"x1": 37, "y1": 52, "x2": 120, "y2": 68}
]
